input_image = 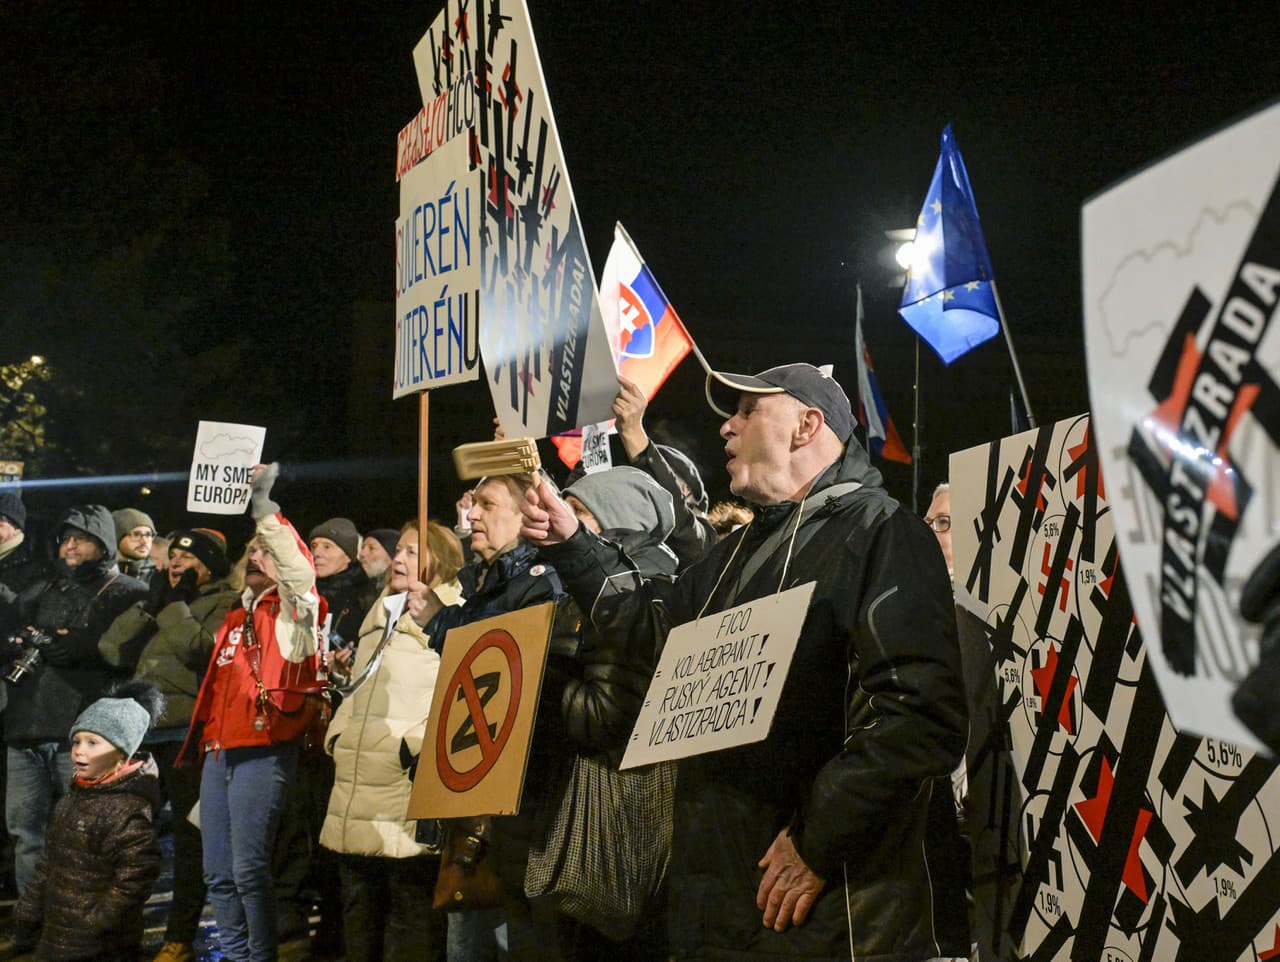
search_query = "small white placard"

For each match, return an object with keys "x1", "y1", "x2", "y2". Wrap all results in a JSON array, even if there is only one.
[
  {"x1": 580, "y1": 421, "x2": 613, "y2": 475},
  {"x1": 620, "y1": 581, "x2": 816, "y2": 769},
  {"x1": 186, "y1": 421, "x2": 266, "y2": 515}
]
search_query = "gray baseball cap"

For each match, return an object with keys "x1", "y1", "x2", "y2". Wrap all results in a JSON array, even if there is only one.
[{"x1": 705, "y1": 363, "x2": 854, "y2": 443}]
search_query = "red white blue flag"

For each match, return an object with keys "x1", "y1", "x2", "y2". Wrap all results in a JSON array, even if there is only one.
[
  {"x1": 552, "y1": 223, "x2": 694, "y2": 467},
  {"x1": 855, "y1": 287, "x2": 911, "y2": 463}
]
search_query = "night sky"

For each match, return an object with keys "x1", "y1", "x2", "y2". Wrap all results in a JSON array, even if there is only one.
[{"x1": 2, "y1": 2, "x2": 1277, "y2": 536}]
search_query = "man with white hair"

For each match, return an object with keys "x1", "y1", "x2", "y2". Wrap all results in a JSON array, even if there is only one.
[{"x1": 521, "y1": 362, "x2": 967, "y2": 961}]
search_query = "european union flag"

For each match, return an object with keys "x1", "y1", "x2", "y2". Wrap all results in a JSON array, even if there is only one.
[{"x1": 898, "y1": 125, "x2": 1000, "y2": 364}]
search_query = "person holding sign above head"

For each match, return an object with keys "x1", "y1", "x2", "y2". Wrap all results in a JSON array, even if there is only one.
[
  {"x1": 521, "y1": 363, "x2": 968, "y2": 961},
  {"x1": 180, "y1": 464, "x2": 327, "y2": 962}
]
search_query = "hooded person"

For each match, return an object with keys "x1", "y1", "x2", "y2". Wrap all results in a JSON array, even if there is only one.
[
  {"x1": 99, "y1": 526, "x2": 239, "y2": 962},
  {"x1": 1, "y1": 505, "x2": 149, "y2": 900},
  {"x1": 14, "y1": 680, "x2": 165, "y2": 961},
  {"x1": 611, "y1": 375, "x2": 716, "y2": 570}
]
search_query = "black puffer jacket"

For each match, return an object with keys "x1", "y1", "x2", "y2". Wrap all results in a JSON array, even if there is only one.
[
  {"x1": 317, "y1": 561, "x2": 380, "y2": 649},
  {"x1": 4, "y1": 506, "x2": 149, "y2": 744},
  {"x1": 15, "y1": 754, "x2": 162, "y2": 960},
  {"x1": 543, "y1": 444, "x2": 968, "y2": 961}
]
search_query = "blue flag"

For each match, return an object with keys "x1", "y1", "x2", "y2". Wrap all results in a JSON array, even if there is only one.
[{"x1": 898, "y1": 125, "x2": 1000, "y2": 364}]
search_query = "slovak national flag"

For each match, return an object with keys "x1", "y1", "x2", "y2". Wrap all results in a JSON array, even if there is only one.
[{"x1": 856, "y1": 288, "x2": 911, "y2": 463}]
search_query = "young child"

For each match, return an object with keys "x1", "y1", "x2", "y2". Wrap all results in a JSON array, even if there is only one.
[{"x1": 14, "y1": 680, "x2": 165, "y2": 961}]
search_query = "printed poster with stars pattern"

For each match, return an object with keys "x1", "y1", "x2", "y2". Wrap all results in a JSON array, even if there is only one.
[
  {"x1": 392, "y1": 0, "x2": 618, "y2": 438},
  {"x1": 1082, "y1": 100, "x2": 1280, "y2": 752},
  {"x1": 951, "y1": 415, "x2": 1280, "y2": 962}
]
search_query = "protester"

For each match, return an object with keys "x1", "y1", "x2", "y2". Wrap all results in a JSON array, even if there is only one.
[
  {"x1": 182, "y1": 465, "x2": 325, "y2": 962},
  {"x1": 412, "y1": 473, "x2": 566, "y2": 962},
  {"x1": 310, "y1": 517, "x2": 377, "y2": 648},
  {"x1": 549, "y1": 467, "x2": 680, "y2": 958},
  {"x1": 920, "y1": 480, "x2": 975, "y2": 960},
  {"x1": 113, "y1": 507, "x2": 159, "y2": 584},
  {"x1": 611, "y1": 375, "x2": 715, "y2": 568},
  {"x1": 321, "y1": 520, "x2": 464, "y2": 962},
  {"x1": 98, "y1": 527, "x2": 238, "y2": 962},
  {"x1": 358, "y1": 528, "x2": 399, "y2": 592},
  {"x1": 273, "y1": 516, "x2": 377, "y2": 957},
  {"x1": 1, "y1": 505, "x2": 148, "y2": 924},
  {"x1": 521, "y1": 362, "x2": 968, "y2": 960},
  {"x1": 14, "y1": 680, "x2": 165, "y2": 962},
  {"x1": 925, "y1": 482, "x2": 954, "y2": 578}
]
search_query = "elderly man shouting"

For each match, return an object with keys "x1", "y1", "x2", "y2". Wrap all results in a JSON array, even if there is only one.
[{"x1": 521, "y1": 362, "x2": 967, "y2": 962}]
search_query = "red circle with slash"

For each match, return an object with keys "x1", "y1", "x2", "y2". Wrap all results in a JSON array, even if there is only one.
[{"x1": 435, "y1": 629, "x2": 523, "y2": 792}]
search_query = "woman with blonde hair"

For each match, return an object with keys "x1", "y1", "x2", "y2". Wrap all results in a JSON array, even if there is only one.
[{"x1": 320, "y1": 520, "x2": 464, "y2": 962}]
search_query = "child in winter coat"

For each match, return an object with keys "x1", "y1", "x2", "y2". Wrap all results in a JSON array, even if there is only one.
[{"x1": 14, "y1": 681, "x2": 165, "y2": 961}]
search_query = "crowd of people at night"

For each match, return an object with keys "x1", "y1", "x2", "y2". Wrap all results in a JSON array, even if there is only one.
[{"x1": 0, "y1": 366, "x2": 973, "y2": 962}]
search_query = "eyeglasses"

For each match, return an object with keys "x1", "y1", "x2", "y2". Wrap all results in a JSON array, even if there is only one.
[
  {"x1": 125, "y1": 529, "x2": 155, "y2": 541},
  {"x1": 61, "y1": 532, "x2": 94, "y2": 545},
  {"x1": 925, "y1": 514, "x2": 951, "y2": 534}
]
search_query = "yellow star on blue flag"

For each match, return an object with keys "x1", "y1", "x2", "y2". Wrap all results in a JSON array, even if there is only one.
[{"x1": 898, "y1": 125, "x2": 1000, "y2": 364}]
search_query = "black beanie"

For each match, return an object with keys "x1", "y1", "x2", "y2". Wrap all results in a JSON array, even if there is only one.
[
  {"x1": 0, "y1": 489, "x2": 25, "y2": 530},
  {"x1": 366, "y1": 528, "x2": 400, "y2": 560},
  {"x1": 168, "y1": 528, "x2": 230, "y2": 578}
]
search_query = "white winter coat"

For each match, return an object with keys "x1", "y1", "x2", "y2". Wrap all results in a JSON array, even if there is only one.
[{"x1": 320, "y1": 584, "x2": 460, "y2": 858}]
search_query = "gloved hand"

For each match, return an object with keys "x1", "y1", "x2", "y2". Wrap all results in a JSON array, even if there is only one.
[
  {"x1": 41, "y1": 629, "x2": 81, "y2": 667},
  {"x1": 161, "y1": 567, "x2": 202, "y2": 608},
  {"x1": 1231, "y1": 542, "x2": 1280, "y2": 756},
  {"x1": 249, "y1": 462, "x2": 281, "y2": 519}
]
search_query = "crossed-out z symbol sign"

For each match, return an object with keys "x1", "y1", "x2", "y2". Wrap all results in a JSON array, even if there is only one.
[
  {"x1": 435, "y1": 628, "x2": 523, "y2": 792},
  {"x1": 451, "y1": 671, "x2": 500, "y2": 752}
]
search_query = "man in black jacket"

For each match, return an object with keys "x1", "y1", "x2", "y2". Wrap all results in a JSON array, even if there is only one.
[
  {"x1": 521, "y1": 363, "x2": 968, "y2": 961},
  {"x1": 3, "y1": 505, "x2": 148, "y2": 901}
]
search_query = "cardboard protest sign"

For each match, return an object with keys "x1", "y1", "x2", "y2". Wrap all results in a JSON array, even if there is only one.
[
  {"x1": 408, "y1": 602, "x2": 555, "y2": 818},
  {"x1": 579, "y1": 421, "x2": 611, "y2": 474},
  {"x1": 1082, "y1": 101, "x2": 1280, "y2": 751},
  {"x1": 951, "y1": 415, "x2": 1280, "y2": 962},
  {"x1": 394, "y1": 134, "x2": 481, "y2": 397},
  {"x1": 401, "y1": 0, "x2": 618, "y2": 434},
  {"x1": 620, "y1": 582, "x2": 814, "y2": 769},
  {"x1": 186, "y1": 421, "x2": 265, "y2": 514}
]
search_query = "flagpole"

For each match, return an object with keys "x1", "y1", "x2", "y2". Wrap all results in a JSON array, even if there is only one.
[
  {"x1": 912, "y1": 336, "x2": 921, "y2": 514},
  {"x1": 991, "y1": 280, "x2": 1036, "y2": 428}
]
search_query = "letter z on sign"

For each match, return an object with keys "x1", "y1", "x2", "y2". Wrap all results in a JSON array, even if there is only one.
[{"x1": 436, "y1": 629, "x2": 523, "y2": 792}]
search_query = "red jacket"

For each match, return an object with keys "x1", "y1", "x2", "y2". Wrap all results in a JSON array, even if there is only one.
[{"x1": 186, "y1": 513, "x2": 326, "y2": 753}]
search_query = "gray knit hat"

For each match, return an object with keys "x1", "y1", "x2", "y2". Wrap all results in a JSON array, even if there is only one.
[
  {"x1": 71, "y1": 681, "x2": 165, "y2": 758},
  {"x1": 309, "y1": 517, "x2": 360, "y2": 562},
  {"x1": 112, "y1": 507, "x2": 156, "y2": 544}
]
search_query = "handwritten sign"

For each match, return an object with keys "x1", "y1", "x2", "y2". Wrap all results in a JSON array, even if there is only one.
[
  {"x1": 579, "y1": 422, "x2": 612, "y2": 474},
  {"x1": 408, "y1": 602, "x2": 555, "y2": 818},
  {"x1": 620, "y1": 582, "x2": 814, "y2": 769},
  {"x1": 186, "y1": 421, "x2": 265, "y2": 515},
  {"x1": 393, "y1": 134, "x2": 480, "y2": 397}
]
